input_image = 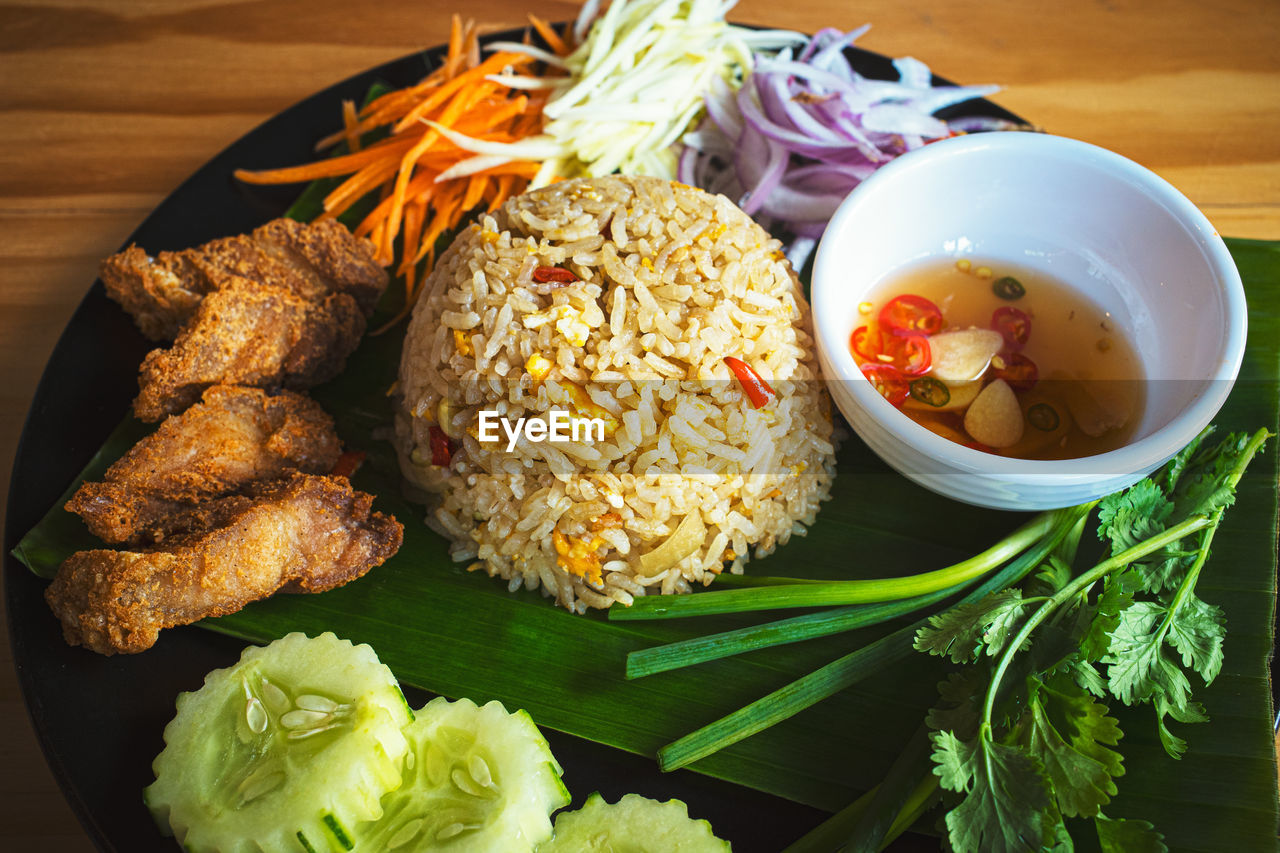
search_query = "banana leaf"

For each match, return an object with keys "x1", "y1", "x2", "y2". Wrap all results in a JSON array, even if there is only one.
[{"x1": 14, "y1": 239, "x2": 1280, "y2": 849}]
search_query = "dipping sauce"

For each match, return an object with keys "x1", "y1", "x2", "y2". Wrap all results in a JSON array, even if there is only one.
[{"x1": 850, "y1": 259, "x2": 1145, "y2": 459}]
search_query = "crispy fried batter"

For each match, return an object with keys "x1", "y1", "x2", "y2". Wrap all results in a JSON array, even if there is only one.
[
  {"x1": 98, "y1": 248, "x2": 212, "y2": 341},
  {"x1": 67, "y1": 385, "x2": 342, "y2": 544},
  {"x1": 133, "y1": 277, "x2": 364, "y2": 421},
  {"x1": 45, "y1": 473, "x2": 403, "y2": 655},
  {"x1": 100, "y1": 218, "x2": 388, "y2": 340}
]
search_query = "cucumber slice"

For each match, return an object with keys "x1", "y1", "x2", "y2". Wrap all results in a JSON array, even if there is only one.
[
  {"x1": 351, "y1": 696, "x2": 570, "y2": 851},
  {"x1": 144, "y1": 632, "x2": 413, "y2": 853},
  {"x1": 539, "y1": 793, "x2": 731, "y2": 852}
]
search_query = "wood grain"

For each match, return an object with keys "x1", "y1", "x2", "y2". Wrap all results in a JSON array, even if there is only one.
[{"x1": 1, "y1": 0, "x2": 1276, "y2": 849}]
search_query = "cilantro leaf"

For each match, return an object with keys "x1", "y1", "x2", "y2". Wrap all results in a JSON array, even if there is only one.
[
  {"x1": 915, "y1": 589, "x2": 1028, "y2": 664},
  {"x1": 932, "y1": 730, "x2": 1053, "y2": 853},
  {"x1": 1133, "y1": 545, "x2": 1199, "y2": 594},
  {"x1": 1095, "y1": 576, "x2": 1223, "y2": 757},
  {"x1": 1165, "y1": 591, "x2": 1226, "y2": 682},
  {"x1": 1080, "y1": 572, "x2": 1133, "y2": 660},
  {"x1": 1153, "y1": 694, "x2": 1209, "y2": 759},
  {"x1": 1169, "y1": 430, "x2": 1253, "y2": 520},
  {"x1": 1095, "y1": 813, "x2": 1168, "y2": 853},
  {"x1": 1161, "y1": 426, "x2": 1210, "y2": 492},
  {"x1": 926, "y1": 669, "x2": 985, "y2": 740},
  {"x1": 1096, "y1": 478, "x2": 1172, "y2": 555},
  {"x1": 1023, "y1": 675, "x2": 1123, "y2": 818},
  {"x1": 1027, "y1": 554, "x2": 1073, "y2": 598},
  {"x1": 1072, "y1": 659, "x2": 1108, "y2": 698},
  {"x1": 931, "y1": 729, "x2": 975, "y2": 793},
  {"x1": 1045, "y1": 817, "x2": 1075, "y2": 853},
  {"x1": 1095, "y1": 479, "x2": 1198, "y2": 593},
  {"x1": 1100, "y1": 600, "x2": 1163, "y2": 704},
  {"x1": 1101, "y1": 601, "x2": 1193, "y2": 711},
  {"x1": 1027, "y1": 598, "x2": 1093, "y2": 679}
]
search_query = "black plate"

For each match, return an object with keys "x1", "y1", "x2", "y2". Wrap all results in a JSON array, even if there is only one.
[{"x1": 4, "y1": 27, "x2": 1023, "y2": 852}]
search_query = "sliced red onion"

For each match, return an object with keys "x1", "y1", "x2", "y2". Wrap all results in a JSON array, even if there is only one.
[
  {"x1": 795, "y1": 27, "x2": 837, "y2": 62},
  {"x1": 704, "y1": 75, "x2": 743, "y2": 141},
  {"x1": 809, "y1": 25, "x2": 870, "y2": 71},
  {"x1": 757, "y1": 183, "x2": 848, "y2": 222},
  {"x1": 892, "y1": 56, "x2": 932, "y2": 88},
  {"x1": 789, "y1": 221, "x2": 828, "y2": 239},
  {"x1": 677, "y1": 144, "x2": 699, "y2": 185},
  {"x1": 907, "y1": 84, "x2": 1002, "y2": 114},
  {"x1": 756, "y1": 69, "x2": 848, "y2": 143},
  {"x1": 732, "y1": 116, "x2": 790, "y2": 216},
  {"x1": 862, "y1": 104, "x2": 950, "y2": 138},
  {"x1": 754, "y1": 57, "x2": 874, "y2": 106},
  {"x1": 679, "y1": 25, "x2": 1001, "y2": 246},
  {"x1": 783, "y1": 160, "x2": 874, "y2": 190},
  {"x1": 947, "y1": 115, "x2": 1026, "y2": 133}
]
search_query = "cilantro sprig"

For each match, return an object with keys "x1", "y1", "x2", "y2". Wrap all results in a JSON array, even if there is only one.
[
  {"x1": 618, "y1": 425, "x2": 1268, "y2": 852},
  {"x1": 911, "y1": 427, "x2": 1270, "y2": 852}
]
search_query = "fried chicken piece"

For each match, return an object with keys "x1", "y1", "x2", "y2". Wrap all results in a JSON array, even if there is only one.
[
  {"x1": 67, "y1": 385, "x2": 342, "y2": 544},
  {"x1": 45, "y1": 473, "x2": 403, "y2": 655},
  {"x1": 100, "y1": 218, "x2": 388, "y2": 340},
  {"x1": 133, "y1": 277, "x2": 364, "y2": 422},
  {"x1": 98, "y1": 248, "x2": 211, "y2": 341},
  {"x1": 198, "y1": 218, "x2": 388, "y2": 318}
]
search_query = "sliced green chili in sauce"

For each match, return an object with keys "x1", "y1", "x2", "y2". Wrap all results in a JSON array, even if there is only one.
[
  {"x1": 1027, "y1": 402, "x2": 1060, "y2": 431},
  {"x1": 909, "y1": 377, "x2": 951, "y2": 407},
  {"x1": 992, "y1": 275, "x2": 1026, "y2": 300}
]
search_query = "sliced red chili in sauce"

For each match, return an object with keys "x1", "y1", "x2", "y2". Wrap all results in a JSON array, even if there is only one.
[
  {"x1": 991, "y1": 306, "x2": 1032, "y2": 351},
  {"x1": 859, "y1": 363, "x2": 910, "y2": 407},
  {"x1": 879, "y1": 295, "x2": 944, "y2": 337},
  {"x1": 850, "y1": 325, "x2": 880, "y2": 362},
  {"x1": 850, "y1": 324, "x2": 931, "y2": 376},
  {"x1": 880, "y1": 333, "x2": 931, "y2": 376},
  {"x1": 992, "y1": 352, "x2": 1039, "y2": 391}
]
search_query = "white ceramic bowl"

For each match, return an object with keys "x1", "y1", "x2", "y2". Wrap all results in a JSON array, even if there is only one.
[{"x1": 810, "y1": 132, "x2": 1247, "y2": 510}]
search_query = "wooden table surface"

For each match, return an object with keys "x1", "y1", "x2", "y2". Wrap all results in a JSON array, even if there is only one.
[{"x1": 2, "y1": 0, "x2": 1277, "y2": 848}]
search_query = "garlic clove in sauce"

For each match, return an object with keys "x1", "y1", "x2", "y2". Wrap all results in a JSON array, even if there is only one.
[
  {"x1": 1062, "y1": 377, "x2": 1137, "y2": 437},
  {"x1": 927, "y1": 329, "x2": 1005, "y2": 382},
  {"x1": 964, "y1": 379, "x2": 1025, "y2": 447}
]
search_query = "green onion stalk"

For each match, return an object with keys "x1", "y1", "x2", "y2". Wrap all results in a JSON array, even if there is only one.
[{"x1": 642, "y1": 503, "x2": 1095, "y2": 771}]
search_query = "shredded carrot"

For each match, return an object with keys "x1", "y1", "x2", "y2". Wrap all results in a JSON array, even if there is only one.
[
  {"x1": 341, "y1": 100, "x2": 361, "y2": 153},
  {"x1": 490, "y1": 173, "x2": 516, "y2": 212},
  {"x1": 397, "y1": 198, "x2": 426, "y2": 306},
  {"x1": 460, "y1": 173, "x2": 488, "y2": 214},
  {"x1": 234, "y1": 17, "x2": 574, "y2": 329},
  {"x1": 326, "y1": 160, "x2": 401, "y2": 218},
  {"x1": 528, "y1": 14, "x2": 567, "y2": 56},
  {"x1": 446, "y1": 14, "x2": 464, "y2": 75},
  {"x1": 355, "y1": 173, "x2": 436, "y2": 240},
  {"x1": 234, "y1": 136, "x2": 417, "y2": 185},
  {"x1": 393, "y1": 52, "x2": 530, "y2": 135}
]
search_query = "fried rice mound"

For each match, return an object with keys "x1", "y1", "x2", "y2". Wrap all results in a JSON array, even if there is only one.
[{"x1": 395, "y1": 175, "x2": 835, "y2": 612}]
